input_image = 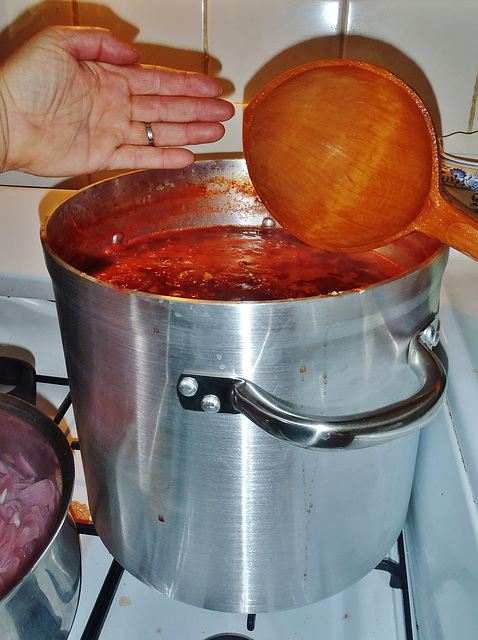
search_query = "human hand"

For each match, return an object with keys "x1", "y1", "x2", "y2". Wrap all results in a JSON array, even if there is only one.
[{"x1": 0, "y1": 26, "x2": 234, "y2": 176}]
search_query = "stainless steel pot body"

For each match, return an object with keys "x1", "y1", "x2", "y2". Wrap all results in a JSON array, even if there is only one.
[
  {"x1": 0, "y1": 392, "x2": 80, "y2": 639},
  {"x1": 41, "y1": 160, "x2": 448, "y2": 613}
]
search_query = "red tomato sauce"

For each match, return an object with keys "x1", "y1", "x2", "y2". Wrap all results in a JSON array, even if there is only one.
[{"x1": 86, "y1": 225, "x2": 406, "y2": 301}]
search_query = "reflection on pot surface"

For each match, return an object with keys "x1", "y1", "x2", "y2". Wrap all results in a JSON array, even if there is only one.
[{"x1": 41, "y1": 160, "x2": 448, "y2": 613}]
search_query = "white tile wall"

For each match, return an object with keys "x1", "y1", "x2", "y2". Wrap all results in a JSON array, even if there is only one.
[
  {"x1": 1, "y1": 0, "x2": 478, "y2": 187},
  {"x1": 345, "y1": 0, "x2": 478, "y2": 137},
  {"x1": 206, "y1": 0, "x2": 342, "y2": 104}
]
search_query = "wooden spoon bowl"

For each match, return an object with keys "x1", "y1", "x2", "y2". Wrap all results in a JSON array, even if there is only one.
[{"x1": 243, "y1": 60, "x2": 478, "y2": 260}]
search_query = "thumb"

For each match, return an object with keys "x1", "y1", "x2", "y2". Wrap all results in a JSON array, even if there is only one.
[{"x1": 55, "y1": 26, "x2": 141, "y2": 65}]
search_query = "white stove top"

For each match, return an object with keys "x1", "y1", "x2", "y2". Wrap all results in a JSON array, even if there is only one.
[
  {"x1": 70, "y1": 535, "x2": 409, "y2": 639},
  {"x1": 1, "y1": 184, "x2": 478, "y2": 639}
]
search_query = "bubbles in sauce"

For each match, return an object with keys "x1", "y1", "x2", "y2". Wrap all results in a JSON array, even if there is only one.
[{"x1": 86, "y1": 225, "x2": 406, "y2": 301}]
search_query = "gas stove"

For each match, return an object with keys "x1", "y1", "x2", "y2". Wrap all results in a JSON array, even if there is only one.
[{"x1": 1, "y1": 185, "x2": 478, "y2": 639}]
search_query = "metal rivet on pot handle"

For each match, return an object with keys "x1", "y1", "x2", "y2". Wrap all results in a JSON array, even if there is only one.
[
  {"x1": 201, "y1": 394, "x2": 222, "y2": 413},
  {"x1": 177, "y1": 319, "x2": 446, "y2": 450},
  {"x1": 178, "y1": 376, "x2": 199, "y2": 398}
]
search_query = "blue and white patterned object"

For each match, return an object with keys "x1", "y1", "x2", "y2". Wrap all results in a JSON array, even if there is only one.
[
  {"x1": 441, "y1": 160, "x2": 478, "y2": 191},
  {"x1": 440, "y1": 132, "x2": 478, "y2": 210},
  {"x1": 440, "y1": 158, "x2": 478, "y2": 210}
]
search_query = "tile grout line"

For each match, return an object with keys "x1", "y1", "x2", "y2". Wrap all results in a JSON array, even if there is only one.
[
  {"x1": 72, "y1": 1, "x2": 80, "y2": 26},
  {"x1": 339, "y1": 0, "x2": 350, "y2": 58},
  {"x1": 468, "y1": 69, "x2": 478, "y2": 132},
  {"x1": 203, "y1": 0, "x2": 210, "y2": 76}
]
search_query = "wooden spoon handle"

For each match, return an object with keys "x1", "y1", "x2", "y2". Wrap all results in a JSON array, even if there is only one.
[{"x1": 415, "y1": 192, "x2": 478, "y2": 261}]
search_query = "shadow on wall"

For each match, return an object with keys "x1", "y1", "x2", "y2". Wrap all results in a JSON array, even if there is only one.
[
  {"x1": 245, "y1": 35, "x2": 441, "y2": 136},
  {"x1": 343, "y1": 35, "x2": 442, "y2": 136},
  {"x1": 0, "y1": 1, "x2": 75, "y2": 63},
  {"x1": 242, "y1": 35, "x2": 343, "y2": 104}
]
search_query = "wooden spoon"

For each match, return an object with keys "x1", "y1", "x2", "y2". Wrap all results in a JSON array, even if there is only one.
[{"x1": 243, "y1": 59, "x2": 478, "y2": 260}]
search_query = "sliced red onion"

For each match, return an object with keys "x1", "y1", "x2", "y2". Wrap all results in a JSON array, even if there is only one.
[
  {"x1": 13, "y1": 452, "x2": 36, "y2": 479},
  {"x1": 0, "y1": 451, "x2": 61, "y2": 600}
]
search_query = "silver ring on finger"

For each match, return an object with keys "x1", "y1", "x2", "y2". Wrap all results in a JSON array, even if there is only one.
[{"x1": 145, "y1": 122, "x2": 155, "y2": 147}]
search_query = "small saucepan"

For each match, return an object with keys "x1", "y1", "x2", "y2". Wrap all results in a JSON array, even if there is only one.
[{"x1": 0, "y1": 357, "x2": 80, "y2": 640}]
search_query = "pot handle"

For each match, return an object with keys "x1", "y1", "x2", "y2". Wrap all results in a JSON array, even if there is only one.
[
  {"x1": 177, "y1": 324, "x2": 446, "y2": 450},
  {"x1": 0, "y1": 357, "x2": 36, "y2": 405}
]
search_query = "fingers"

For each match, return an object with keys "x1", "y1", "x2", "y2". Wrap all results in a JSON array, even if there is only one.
[
  {"x1": 131, "y1": 94, "x2": 234, "y2": 124},
  {"x1": 52, "y1": 26, "x2": 141, "y2": 66},
  {"x1": 51, "y1": 28, "x2": 225, "y2": 99},
  {"x1": 130, "y1": 121, "x2": 226, "y2": 147},
  {"x1": 35, "y1": 26, "x2": 226, "y2": 100},
  {"x1": 109, "y1": 145, "x2": 196, "y2": 171},
  {"x1": 122, "y1": 63, "x2": 225, "y2": 98},
  {"x1": 106, "y1": 119, "x2": 226, "y2": 172},
  {"x1": 127, "y1": 87, "x2": 233, "y2": 150}
]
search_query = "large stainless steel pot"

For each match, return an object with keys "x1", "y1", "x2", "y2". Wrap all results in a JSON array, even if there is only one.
[
  {"x1": 0, "y1": 358, "x2": 80, "y2": 639},
  {"x1": 41, "y1": 160, "x2": 448, "y2": 613}
]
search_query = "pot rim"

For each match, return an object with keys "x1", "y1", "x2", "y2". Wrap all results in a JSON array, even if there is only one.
[
  {"x1": 41, "y1": 229, "x2": 448, "y2": 307},
  {"x1": 40, "y1": 163, "x2": 449, "y2": 306}
]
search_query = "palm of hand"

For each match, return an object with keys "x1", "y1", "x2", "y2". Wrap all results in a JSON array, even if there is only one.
[{"x1": 1, "y1": 41, "x2": 136, "y2": 175}]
